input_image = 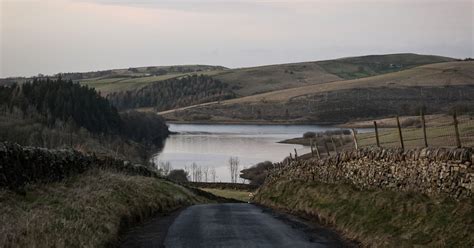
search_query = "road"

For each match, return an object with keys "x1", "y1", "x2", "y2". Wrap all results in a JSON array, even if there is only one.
[{"x1": 163, "y1": 203, "x2": 347, "y2": 248}]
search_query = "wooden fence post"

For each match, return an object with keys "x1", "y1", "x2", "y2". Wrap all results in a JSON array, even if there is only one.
[
  {"x1": 453, "y1": 112, "x2": 462, "y2": 148},
  {"x1": 324, "y1": 141, "x2": 330, "y2": 156},
  {"x1": 294, "y1": 148, "x2": 298, "y2": 161},
  {"x1": 374, "y1": 121, "x2": 380, "y2": 147},
  {"x1": 310, "y1": 139, "x2": 314, "y2": 157},
  {"x1": 338, "y1": 135, "x2": 344, "y2": 147},
  {"x1": 421, "y1": 109, "x2": 428, "y2": 147},
  {"x1": 351, "y1": 128, "x2": 359, "y2": 150},
  {"x1": 330, "y1": 136, "x2": 338, "y2": 154},
  {"x1": 396, "y1": 115, "x2": 404, "y2": 150},
  {"x1": 314, "y1": 143, "x2": 321, "y2": 159}
]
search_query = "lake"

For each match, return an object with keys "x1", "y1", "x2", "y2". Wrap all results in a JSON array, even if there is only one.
[{"x1": 152, "y1": 123, "x2": 349, "y2": 182}]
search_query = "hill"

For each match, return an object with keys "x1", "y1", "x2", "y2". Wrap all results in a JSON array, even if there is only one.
[
  {"x1": 21, "y1": 53, "x2": 450, "y2": 97},
  {"x1": 0, "y1": 53, "x2": 459, "y2": 121},
  {"x1": 212, "y1": 53, "x2": 454, "y2": 97},
  {"x1": 0, "y1": 78, "x2": 169, "y2": 162},
  {"x1": 162, "y1": 61, "x2": 474, "y2": 123},
  {"x1": 77, "y1": 53, "x2": 455, "y2": 113}
]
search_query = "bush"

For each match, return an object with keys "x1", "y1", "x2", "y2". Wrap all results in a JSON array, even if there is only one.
[
  {"x1": 167, "y1": 169, "x2": 189, "y2": 182},
  {"x1": 240, "y1": 161, "x2": 273, "y2": 186},
  {"x1": 303, "y1": 132, "x2": 316, "y2": 139}
]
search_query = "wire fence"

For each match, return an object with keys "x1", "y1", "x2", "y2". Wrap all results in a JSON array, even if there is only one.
[
  {"x1": 287, "y1": 113, "x2": 473, "y2": 163},
  {"x1": 357, "y1": 114, "x2": 474, "y2": 149}
]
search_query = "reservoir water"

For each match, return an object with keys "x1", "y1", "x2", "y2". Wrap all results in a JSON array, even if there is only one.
[{"x1": 152, "y1": 123, "x2": 347, "y2": 182}]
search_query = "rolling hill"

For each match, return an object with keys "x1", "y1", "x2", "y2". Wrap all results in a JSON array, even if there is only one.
[
  {"x1": 84, "y1": 53, "x2": 456, "y2": 113},
  {"x1": 1, "y1": 53, "x2": 466, "y2": 123},
  {"x1": 161, "y1": 61, "x2": 474, "y2": 123}
]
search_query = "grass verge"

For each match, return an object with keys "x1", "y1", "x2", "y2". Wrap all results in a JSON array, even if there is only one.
[
  {"x1": 0, "y1": 169, "x2": 211, "y2": 247},
  {"x1": 255, "y1": 179, "x2": 474, "y2": 247}
]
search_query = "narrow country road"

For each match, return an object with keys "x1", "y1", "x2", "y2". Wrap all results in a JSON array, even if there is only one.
[{"x1": 163, "y1": 203, "x2": 346, "y2": 248}]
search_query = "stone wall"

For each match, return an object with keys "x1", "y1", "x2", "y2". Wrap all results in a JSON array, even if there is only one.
[
  {"x1": 0, "y1": 142, "x2": 157, "y2": 189},
  {"x1": 265, "y1": 147, "x2": 473, "y2": 199},
  {"x1": 187, "y1": 182, "x2": 258, "y2": 191}
]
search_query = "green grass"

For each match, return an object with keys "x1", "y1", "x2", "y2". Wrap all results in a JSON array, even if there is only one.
[
  {"x1": 200, "y1": 188, "x2": 253, "y2": 202},
  {"x1": 255, "y1": 179, "x2": 474, "y2": 247},
  {"x1": 0, "y1": 169, "x2": 211, "y2": 247}
]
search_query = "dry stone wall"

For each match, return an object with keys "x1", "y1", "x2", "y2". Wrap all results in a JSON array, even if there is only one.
[
  {"x1": 266, "y1": 147, "x2": 473, "y2": 199},
  {"x1": 187, "y1": 182, "x2": 258, "y2": 191},
  {"x1": 0, "y1": 142, "x2": 157, "y2": 189}
]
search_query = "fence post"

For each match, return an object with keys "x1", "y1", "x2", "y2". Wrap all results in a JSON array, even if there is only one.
[
  {"x1": 314, "y1": 142, "x2": 321, "y2": 159},
  {"x1": 351, "y1": 128, "x2": 359, "y2": 150},
  {"x1": 294, "y1": 148, "x2": 298, "y2": 161},
  {"x1": 310, "y1": 139, "x2": 314, "y2": 157},
  {"x1": 453, "y1": 112, "x2": 462, "y2": 148},
  {"x1": 396, "y1": 115, "x2": 404, "y2": 150},
  {"x1": 324, "y1": 141, "x2": 330, "y2": 156},
  {"x1": 330, "y1": 136, "x2": 338, "y2": 154},
  {"x1": 338, "y1": 135, "x2": 344, "y2": 147},
  {"x1": 421, "y1": 109, "x2": 428, "y2": 147},
  {"x1": 374, "y1": 121, "x2": 380, "y2": 147}
]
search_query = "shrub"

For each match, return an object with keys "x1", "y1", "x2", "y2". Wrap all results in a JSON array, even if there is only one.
[
  {"x1": 167, "y1": 169, "x2": 189, "y2": 182},
  {"x1": 303, "y1": 132, "x2": 316, "y2": 139}
]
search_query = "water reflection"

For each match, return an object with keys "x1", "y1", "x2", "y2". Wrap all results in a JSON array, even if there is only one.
[{"x1": 153, "y1": 124, "x2": 346, "y2": 182}]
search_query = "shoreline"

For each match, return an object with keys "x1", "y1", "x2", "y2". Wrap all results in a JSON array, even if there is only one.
[{"x1": 166, "y1": 119, "x2": 342, "y2": 126}]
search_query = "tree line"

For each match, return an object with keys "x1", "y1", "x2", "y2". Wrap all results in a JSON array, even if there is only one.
[
  {"x1": 107, "y1": 75, "x2": 236, "y2": 111},
  {"x1": 0, "y1": 78, "x2": 169, "y2": 159}
]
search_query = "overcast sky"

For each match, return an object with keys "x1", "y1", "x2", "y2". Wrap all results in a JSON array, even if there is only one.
[{"x1": 0, "y1": 0, "x2": 472, "y2": 77}]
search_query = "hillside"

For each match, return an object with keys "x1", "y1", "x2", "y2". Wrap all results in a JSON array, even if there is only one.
[
  {"x1": 2, "y1": 53, "x2": 445, "y2": 97},
  {"x1": 77, "y1": 53, "x2": 455, "y2": 113},
  {"x1": 0, "y1": 78, "x2": 169, "y2": 162},
  {"x1": 0, "y1": 53, "x2": 458, "y2": 120},
  {"x1": 213, "y1": 53, "x2": 454, "y2": 97},
  {"x1": 78, "y1": 65, "x2": 227, "y2": 95},
  {"x1": 162, "y1": 61, "x2": 474, "y2": 123},
  {"x1": 107, "y1": 75, "x2": 235, "y2": 111}
]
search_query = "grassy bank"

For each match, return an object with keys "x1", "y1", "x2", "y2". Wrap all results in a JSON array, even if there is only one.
[
  {"x1": 200, "y1": 188, "x2": 253, "y2": 202},
  {"x1": 0, "y1": 169, "x2": 211, "y2": 247},
  {"x1": 255, "y1": 179, "x2": 474, "y2": 247}
]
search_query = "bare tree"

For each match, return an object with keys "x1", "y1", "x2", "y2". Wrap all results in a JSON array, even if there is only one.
[
  {"x1": 191, "y1": 162, "x2": 198, "y2": 182},
  {"x1": 184, "y1": 165, "x2": 191, "y2": 181},
  {"x1": 159, "y1": 161, "x2": 172, "y2": 176},
  {"x1": 210, "y1": 166, "x2": 216, "y2": 182},
  {"x1": 228, "y1": 157, "x2": 240, "y2": 183},
  {"x1": 203, "y1": 166, "x2": 209, "y2": 182}
]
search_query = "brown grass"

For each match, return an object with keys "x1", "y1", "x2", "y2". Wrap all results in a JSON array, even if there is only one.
[
  {"x1": 0, "y1": 169, "x2": 211, "y2": 247},
  {"x1": 255, "y1": 179, "x2": 474, "y2": 247}
]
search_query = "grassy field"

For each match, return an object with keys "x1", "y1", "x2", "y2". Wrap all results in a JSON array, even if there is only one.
[
  {"x1": 200, "y1": 188, "x2": 253, "y2": 202},
  {"x1": 0, "y1": 169, "x2": 212, "y2": 247},
  {"x1": 255, "y1": 179, "x2": 474, "y2": 247}
]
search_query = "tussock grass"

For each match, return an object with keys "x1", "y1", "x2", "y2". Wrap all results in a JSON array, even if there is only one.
[
  {"x1": 0, "y1": 169, "x2": 210, "y2": 247},
  {"x1": 255, "y1": 179, "x2": 474, "y2": 247}
]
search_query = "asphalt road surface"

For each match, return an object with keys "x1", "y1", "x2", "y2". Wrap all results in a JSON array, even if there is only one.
[{"x1": 162, "y1": 203, "x2": 347, "y2": 248}]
